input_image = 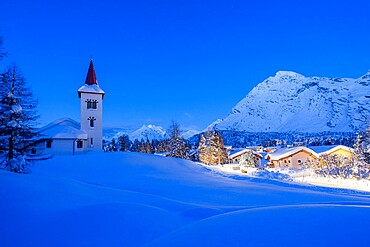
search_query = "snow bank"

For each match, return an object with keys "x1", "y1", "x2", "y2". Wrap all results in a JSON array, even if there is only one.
[{"x1": 1, "y1": 152, "x2": 369, "y2": 246}]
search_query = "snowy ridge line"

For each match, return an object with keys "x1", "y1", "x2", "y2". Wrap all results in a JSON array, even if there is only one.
[
  {"x1": 144, "y1": 203, "x2": 370, "y2": 246},
  {"x1": 213, "y1": 70, "x2": 370, "y2": 132}
]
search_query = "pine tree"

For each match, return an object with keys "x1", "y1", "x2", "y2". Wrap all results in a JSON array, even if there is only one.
[
  {"x1": 139, "y1": 139, "x2": 146, "y2": 153},
  {"x1": 354, "y1": 124, "x2": 370, "y2": 166},
  {"x1": 145, "y1": 138, "x2": 153, "y2": 154},
  {"x1": 117, "y1": 134, "x2": 131, "y2": 151},
  {"x1": 240, "y1": 150, "x2": 258, "y2": 168},
  {"x1": 211, "y1": 131, "x2": 228, "y2": 165},
  {"x1": 198, "y1": 130, "x2": 228, "y2": 165},
  {"x1": 151, "y1": 139, "x2": 159, "y2": 153},
  {"x1": 168, "y1": 121, "x2": 189, "y2": 159},
  {"x1": 110, "y1": 139, "x2": 118, "y2": 151},
  {"x1": 0, "y1": 66, "x2": 40, "y2": 173},
  {"x1": 131, "y1": 139, "x2": 140, "y2": 152},
  {"x1": 198, "y1": 131, "x2": 212, "y2": 165},
  {"x1": 156, "y1": 139, "x2": 170, "y2": 153}
]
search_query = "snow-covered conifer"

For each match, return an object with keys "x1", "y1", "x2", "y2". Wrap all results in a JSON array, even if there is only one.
[
  {"x1": 145, "y1": 138, "x2": 153, "y2": 154},
  {"x1": 131, "y1": 139, "x2": 140, "y2": 152},
  {"x1": 0, "y1": 66, "x2": 40, "y2": 173},
  {"x1": 354, "y1": 124, "x2": 370, "y2": 166},
  {"x1": 117, "y1": 134, "x2": 131, "y2": 151},
  {"x1": 139, "y1": 139, "x2": 146, "y2": 153},
  {"x1": 168, "y1": 121, "x2": 189, "y2": 159},
  {"x1": 240, "y1": 151, "x2": 258, "y2": 168},
  {"x1": 198, "y1": 130, "x2": 227, "y2": 165}
]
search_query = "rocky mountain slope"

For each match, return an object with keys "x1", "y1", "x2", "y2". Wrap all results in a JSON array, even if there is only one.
[{"x1": 213, "y1": 71, "x2": 370, "y2": 132}]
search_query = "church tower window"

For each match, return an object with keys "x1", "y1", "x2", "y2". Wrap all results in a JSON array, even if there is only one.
[
  {"x1": 88, "y1": 117, "x2": 96, "y2": 127},
  {"x1": 86, "y1": 99, "x2": 98, "y2": 109}
]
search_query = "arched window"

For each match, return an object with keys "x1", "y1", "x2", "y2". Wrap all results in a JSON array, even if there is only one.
[{"x1": 88, "y1": 117, "x2": 96, "y2": 128}]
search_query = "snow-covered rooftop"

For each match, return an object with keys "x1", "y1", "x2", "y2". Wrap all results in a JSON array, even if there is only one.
[
  {"x1": 266, "y1": 146, "x2": 319, "y2": 161},
  {"x1": 229, "y1": 148, "x2": 262, "y2": 159},
  {"x1": 78, "y1": 84, "x2": 105, "y2": 97},
  {"x1": 39, "y1": 118, "x2": 87, "y2": 140},
  {"x1": 309, "y1": 145, "x2": 353, "y2": 155}
]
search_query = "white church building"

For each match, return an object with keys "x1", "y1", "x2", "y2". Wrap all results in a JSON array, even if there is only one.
[{"x1": 39, "y1": 59, "x2": 105, "y2": 155}]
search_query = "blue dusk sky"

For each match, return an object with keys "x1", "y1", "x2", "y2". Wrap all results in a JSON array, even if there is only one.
[{"x1": 1, "y1": 0, "x2": 370, "y2": 131}]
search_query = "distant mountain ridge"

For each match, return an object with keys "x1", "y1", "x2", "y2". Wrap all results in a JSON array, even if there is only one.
[
  {"x1": 129, "y1": 125, "x2": 168, "y2": 141},
  {"x1": 104, "y1": 124, "x2": 199, "y2": 141},
  {"x1": 213, "y1": 70, "x2": 370, "y2": 132}
]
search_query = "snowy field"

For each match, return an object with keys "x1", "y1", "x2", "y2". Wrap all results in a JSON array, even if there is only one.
[
  {"x1": 211, "y1": 164, "x2": 370, "y2": 192},
  {"x1": 1, "y1": 152, "x2": 370, "y2": 247}
]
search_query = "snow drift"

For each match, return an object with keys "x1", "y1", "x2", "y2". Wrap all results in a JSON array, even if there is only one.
[{"x1": 0, "y1": 152, "x2": 369, "y2": 246}]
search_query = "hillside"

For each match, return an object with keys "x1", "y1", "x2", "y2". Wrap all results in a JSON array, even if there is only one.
[
  {"x1": 214, "y1": 71, "x2": 370, "y2": 132},
  {"x1": 1, "y1": 152, "x2": 370, "y2": 246}
]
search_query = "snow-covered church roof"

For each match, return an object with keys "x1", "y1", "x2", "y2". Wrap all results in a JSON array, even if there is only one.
[
  {"x1": 77, "y1": 59, "x2": 105, "y2": 98},
  {"x1": 39, "y1": 118, "x2": 87, "y2": 140}
]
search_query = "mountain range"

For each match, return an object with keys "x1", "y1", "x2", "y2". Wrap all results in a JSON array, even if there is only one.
[{"x1": 213, "y1": 70, "x2": 370, "y2": 132}]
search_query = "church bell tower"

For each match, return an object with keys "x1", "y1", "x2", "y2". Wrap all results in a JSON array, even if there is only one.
[{"x1": 77, "y1": 59, "x2": 105, "y2": 150}]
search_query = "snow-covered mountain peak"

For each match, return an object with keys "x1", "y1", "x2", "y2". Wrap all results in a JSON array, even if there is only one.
[
  {"x1": 359, "y1": 70, "x2": 370, "y2": 81},
  {"x1": 273, "y1": 71, "x2": 305, "y2": 79},
  {"x1": 213, "y1": 70, "x2": 370, "y2": 133},
  {"x1": 130, "y1": 124, "x2": 168, "y2": 141}
]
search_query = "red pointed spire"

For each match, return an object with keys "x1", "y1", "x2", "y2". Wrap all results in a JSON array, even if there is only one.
[{"x1": 85, "y1": 58, "x2": 98, "y2": 85}]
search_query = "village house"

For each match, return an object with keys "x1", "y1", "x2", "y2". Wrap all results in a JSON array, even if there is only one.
[
  {"x1": 265, "y1": 146, "x2": 319, "y2": 168},
  {"x1": 39, "y1": 59, "x2": 105, "y2": 155},
  {"x1": 309, "y1": 145, "x2": 353, "y2": 159},
  {"x1": 229, "y1": 148, "x2": 263, "y2": 167}
]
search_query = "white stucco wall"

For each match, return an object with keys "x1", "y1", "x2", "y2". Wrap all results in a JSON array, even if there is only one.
[
  {"x1": 43, "y1": 139, "x2": 87, "y2": 155},
  {"x1": 80, "y1": 92, "x2": 103, "y2": 150}
]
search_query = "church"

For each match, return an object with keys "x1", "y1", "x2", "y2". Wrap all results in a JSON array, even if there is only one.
[{"x1": 39, "y1": 59, "x2": 105, "y2": 155}]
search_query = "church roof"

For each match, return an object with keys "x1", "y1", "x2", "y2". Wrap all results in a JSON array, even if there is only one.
[
  {"x1": 85, "y1": 59, "x2": 98, "y2": 85},
  {"x1": 78, "y1": 59, "x2": 105, "y2": 98},
  {"x1": 39, "y1": 118, "x2": 88, "y2": 140}
]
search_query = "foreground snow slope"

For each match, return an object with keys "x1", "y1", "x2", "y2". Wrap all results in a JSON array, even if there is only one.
[{"x1": 1, "y1": 152, "x2": 370, "y2": 246}]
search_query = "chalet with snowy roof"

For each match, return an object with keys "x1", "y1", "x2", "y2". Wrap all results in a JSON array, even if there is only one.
[
  {"x1": 265, "y1": 146, "x2": 319, "y2": 168},
  {"x1": 39, "y1": 59, "x2": 105, "y2": 155},
  {"x1": 229, "y1": 148, "x2": 263, "y2": 167},
  {"x1": 309, "y1": 145, "x2": 353, "y2": 158}
]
